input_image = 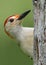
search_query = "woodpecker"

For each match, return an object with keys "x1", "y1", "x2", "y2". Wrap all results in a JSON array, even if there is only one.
[{"x1": 4, "y1": 10, "x2": 34, "y2": 58}]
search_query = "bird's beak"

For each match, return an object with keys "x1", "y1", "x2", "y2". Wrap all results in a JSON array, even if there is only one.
[{"x1": 17, "y1": 10, "x2": 31, "y2": 20}]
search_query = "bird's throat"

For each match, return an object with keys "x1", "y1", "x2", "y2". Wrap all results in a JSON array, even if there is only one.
[{"x1": 7, "y1": 25, "x2": 23, "y2": 40}]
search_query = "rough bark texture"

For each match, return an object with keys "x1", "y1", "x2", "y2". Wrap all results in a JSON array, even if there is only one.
[{"x1": 33, "y1": 0, "x2": 46, "y2": 65}]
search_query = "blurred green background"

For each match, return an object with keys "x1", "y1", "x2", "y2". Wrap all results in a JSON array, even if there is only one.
[{"x1": 0, "y1": 0, "x2": 34, "y2": 65}]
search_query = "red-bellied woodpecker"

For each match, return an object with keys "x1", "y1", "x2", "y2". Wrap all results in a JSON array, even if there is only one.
[{"x1": 4, "y1": 10, "x2": 34, "y2": 59}]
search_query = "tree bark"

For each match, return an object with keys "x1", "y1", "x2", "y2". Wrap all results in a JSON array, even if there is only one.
[{"x1": 33, "y1": 0, "x2": 46, "y2": 65}]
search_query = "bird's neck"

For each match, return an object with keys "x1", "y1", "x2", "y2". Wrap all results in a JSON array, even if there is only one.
[
  {"x1": 9, "y1": 25, "x2": 34, "y2": 42},
  {"x1": 9, "y1": 25, "x2": 23, "y2": 40}
]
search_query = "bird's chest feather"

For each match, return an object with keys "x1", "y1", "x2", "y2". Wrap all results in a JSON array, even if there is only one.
[
  {"x1": 9, "y1": 27, "x2": 34, "y2": 56},
  {"x1": 18, "y1": 28, "x2": 34, "y2": 56}
]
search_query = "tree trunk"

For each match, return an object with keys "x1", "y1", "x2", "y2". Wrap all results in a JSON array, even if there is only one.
[{"x1": 33, "y1": 0, "x2": 46, "y2": 65}]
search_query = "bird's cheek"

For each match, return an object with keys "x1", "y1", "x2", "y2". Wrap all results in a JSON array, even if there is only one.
[
  {"x1": 11, "y1": 21, "x2": 17, "y2": 26},
  {"x1": 5, "y1": 25, "x2": 11, "y2": 32},
  {"x1": 4, "y1": 28, "x2": 14, "y2": 39}
]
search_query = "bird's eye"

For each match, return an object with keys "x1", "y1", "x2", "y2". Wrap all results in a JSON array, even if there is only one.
[{"x1": 9, "y1": 18, "x2": 14, "y2": 23}]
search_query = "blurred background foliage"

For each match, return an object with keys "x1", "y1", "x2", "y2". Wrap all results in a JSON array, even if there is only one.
[{"x1": 0, "y1": 0, "x2": 34, "y2": 65}]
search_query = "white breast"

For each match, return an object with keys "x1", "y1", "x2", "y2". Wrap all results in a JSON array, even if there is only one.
[
  {"x1": 18, "y1": 27, "x2": 34, "y2": 57},
  {"x1": 10, "y1": 26, "x2": 34, "y2": 57}
]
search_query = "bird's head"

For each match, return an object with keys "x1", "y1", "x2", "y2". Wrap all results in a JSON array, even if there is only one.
[{"x1": 4, "y1": 10, "x2": 31, "y2": 38}]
